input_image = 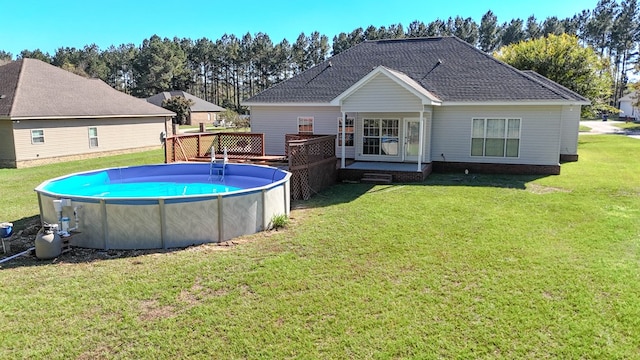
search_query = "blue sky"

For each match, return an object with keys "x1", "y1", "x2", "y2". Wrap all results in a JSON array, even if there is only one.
[{"x1": 2, "y1": 0, "x2": 599, "y2": 57}]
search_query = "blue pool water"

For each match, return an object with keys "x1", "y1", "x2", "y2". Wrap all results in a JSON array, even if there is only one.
[
  {"x1": 45, "y1": 179, "x2": 241, "y2": 198},
  {"x1": 38, "y1": 163, "x2": 283, "y2": 199}
]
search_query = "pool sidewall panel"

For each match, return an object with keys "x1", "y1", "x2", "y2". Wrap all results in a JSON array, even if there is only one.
[
  {"x1": 264, "y1": 186, "x2": 286, "y2": 228},
  {"x1": 106, "y1": 203, "x2": 162, "y2": 249},
  {"x1": 164, "y1": 198, "x2": 219, "y2": 248},
  {"x1": 74, "y1": 201, "x2": 104, "y2": 248},
  {"x1": 38, "y1": 194, "x2": 58, "y2": 227},
  {"x1": 222, "y1": 192, "x2": 262, "y2": 241}
]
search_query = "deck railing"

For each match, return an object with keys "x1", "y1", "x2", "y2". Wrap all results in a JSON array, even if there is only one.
[
  {"x1": 165, "y1": 132, "x2": 265, "y2": 163},
  {"x1": 286, "y1": 134, "x2": 337, "y2": 200}
]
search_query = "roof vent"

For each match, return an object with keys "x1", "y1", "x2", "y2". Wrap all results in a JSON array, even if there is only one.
[
  {"x1": 0, "y1": 95, "x2": 6, "y2": 99},
  {"x1": 422, "y1": 59, "x2": 443, "y2": 79}
]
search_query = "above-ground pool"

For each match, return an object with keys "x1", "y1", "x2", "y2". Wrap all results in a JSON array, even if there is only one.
[{"x1": 35, "y1": 163, "x2": 291, "y2": 250}]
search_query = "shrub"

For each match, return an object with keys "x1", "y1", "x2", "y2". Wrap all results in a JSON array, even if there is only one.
[{"x1": 270, "y1": 214, "x2": 289, "y2": 230}]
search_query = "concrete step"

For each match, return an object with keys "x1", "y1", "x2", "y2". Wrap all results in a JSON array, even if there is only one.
[{"x1": 361, "y1": 173, "x2": 393, "y2": 184}]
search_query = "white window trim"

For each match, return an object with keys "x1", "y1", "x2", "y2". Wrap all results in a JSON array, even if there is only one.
[
  {"x1": 362, "y1": 118, "x2": 400, "y2": 156},
  {"x1": 297, "y1": 116, "x2": 314, "y2": 134},
  {"x1": 31, "y1": 129, "x2": 44, "y2": 144},
  {"x1": 88, "y1": 127, "x2": 99, "y2": 148},
  {"x1": 470, "y1": 117, "x2": 521, "y2": 158},
  {"x1": 337, "y1": 116, "x2": 355, "y2": 147}
]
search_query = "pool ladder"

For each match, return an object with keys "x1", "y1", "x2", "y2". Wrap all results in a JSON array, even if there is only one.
[{"x1": 209, "y1": 147, "x2": 228, "y2": 181}]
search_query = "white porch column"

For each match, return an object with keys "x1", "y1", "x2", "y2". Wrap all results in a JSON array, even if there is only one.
[
  {"x1": 418, "y1": 110, "x2": 424, "y2": 171},
  {"x1": 341, "y1": 111, "x2": 346, "y2": 168}
]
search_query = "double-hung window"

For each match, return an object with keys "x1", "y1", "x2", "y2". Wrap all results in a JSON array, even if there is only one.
[
  {"x1": 362, "y1": 118, "x2": 399, "y2": 155},
  {"x1": 337, "y1": 117, "x2": 354, "y2": 146},
  {"x1": 31, "y1": 129, "x2": 45, "y2": 144},
  {"x1": 297, "y1": 117, "x2": 314, "y2": 134},
  {"x1": 89, "y1": 127, "x2": 99, "y2": 148},
  {"x1": 471, "y1": 118, "x2": 520, "y2": 157}
]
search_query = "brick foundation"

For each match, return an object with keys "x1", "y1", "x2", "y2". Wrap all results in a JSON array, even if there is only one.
[
  {"x1": 560, "y1": 154, "x2": 579, "y2": 163},
  {"x1": 339, "y1": 164, "x2": 432, "y2": 183},
  {"x1": 432, "y1": 161, "x2": 560, "y2": 175}
]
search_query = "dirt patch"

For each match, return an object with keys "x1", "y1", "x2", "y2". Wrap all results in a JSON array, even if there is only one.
[
  {"x1": 77, "y1": 345, "x2": 117, "y2": 360},
  {"x1": 138, "y1": 299, "x2": 177, "y2": 321}
]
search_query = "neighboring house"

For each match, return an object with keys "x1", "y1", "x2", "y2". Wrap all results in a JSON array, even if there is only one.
[
  {"x1": 618, "y1": 92, "x2": 639, "y2": 120},
  {"x1": 146, "y1": 91, "x2": 225, "y2": 126},
  {"x1": 243, "y1": 37, "x2": 590, "y2": 175},
  {"x1": 0, "y1": 59, "x2": 174, "y2": 168}
]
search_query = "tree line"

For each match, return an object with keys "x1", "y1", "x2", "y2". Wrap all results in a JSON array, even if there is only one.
[{"x1": 0, "y1": 0, "x2": 637, "y2": 114}]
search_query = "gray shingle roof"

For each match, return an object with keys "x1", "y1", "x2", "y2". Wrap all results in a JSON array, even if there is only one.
[
  {"x1": 147, "y1": 91, "x2": 225, "y2": 112},
  {"x1": 0, "y1": 58, "x2": 174, "y2": 118},
  {"x1": 521, "y1": 70, "x2": 590, "y2": 103},
  {"x1": 245, "y1": 36, "x2": 588, "y2": 104}
]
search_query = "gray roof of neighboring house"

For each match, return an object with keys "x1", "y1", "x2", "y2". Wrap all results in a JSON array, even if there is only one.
[
  {"x1": 245, "y1": 36, "x2": 589, "y2": 104},
  {"x1": 0, "y1": 58, "x2": 174, "y2": 119},
  {"x1": 146, "y1": 91, "x2": 225, "y2": 112}
]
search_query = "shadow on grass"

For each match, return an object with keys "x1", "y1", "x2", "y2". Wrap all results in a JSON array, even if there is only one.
[
  {"x1": 296, "y1": 172, "x2": 549, "y2": 210},
  {"x1": 421, "y1": 172, "x2": 549, "y2": 189}
]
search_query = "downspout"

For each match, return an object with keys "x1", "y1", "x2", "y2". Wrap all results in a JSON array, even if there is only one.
[
  {"x1": 418, "y1": 110, "x2": 424, "y2": 171},
  {"x1": 341, "y1": 111, "x2": 346, "y2": 168}
]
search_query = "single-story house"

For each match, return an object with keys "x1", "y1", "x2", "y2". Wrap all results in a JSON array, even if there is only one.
[
  {"x1": 146, "y1": 91, "x2": 225, "y2": 126},
  {"x1": 0, "y1": 58, "x2": 174, "y2": 168},
  {"x1": 243, "y1": 36, "x2": 590, "y2": 175},
  {"x1": 618, "y1": 92, "x2": 639, "y2": 120}
]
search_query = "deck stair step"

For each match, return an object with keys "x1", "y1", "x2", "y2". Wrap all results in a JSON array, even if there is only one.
[{"x1": 360, "y1": 173, "x2": 393, "y2": 184}]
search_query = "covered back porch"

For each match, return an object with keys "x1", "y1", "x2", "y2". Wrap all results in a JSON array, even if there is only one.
[{"x1": 332, "y1": 66, "x2": 442, "y2": 174}]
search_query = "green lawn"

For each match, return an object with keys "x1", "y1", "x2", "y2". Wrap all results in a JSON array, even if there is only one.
[
  {"x1": 613, "y1": 122, "x2": 640, "y2": 131},
  {"x1": 579, "y1": 124, "x2": 592, "y2": 132},
  {"x1": 1, "y1": 136, "x2": 639, "y2": 358}
]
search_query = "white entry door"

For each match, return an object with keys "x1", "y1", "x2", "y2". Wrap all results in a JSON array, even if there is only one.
[{"x1": 403, "y1": 118, "x2": 420, "y2": 162}]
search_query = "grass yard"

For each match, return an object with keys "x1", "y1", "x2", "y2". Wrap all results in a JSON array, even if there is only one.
[
  {"x1": 613, "y1": 122, "x2": 640, "y2": 131},
  {"x1": 579, "y1": 124, "x2": 592, "y2": 132},
  {"x1": 1, "y1": 136, "x2": 639, "y2": 358}
]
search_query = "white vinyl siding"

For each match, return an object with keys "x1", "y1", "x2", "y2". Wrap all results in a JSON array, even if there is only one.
[
  {"x1": 431, "y1": 105, "x2": 563, "y2": 166},
  {"x1": 342, "y1": 74, "x2": 424, "y2": 112},
  {"x1": 559, "y1": 105, "x2": 579, "y2": 155},
  {"x1": 250, "y1": 106, "x2": 345, "y2": 156}
]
